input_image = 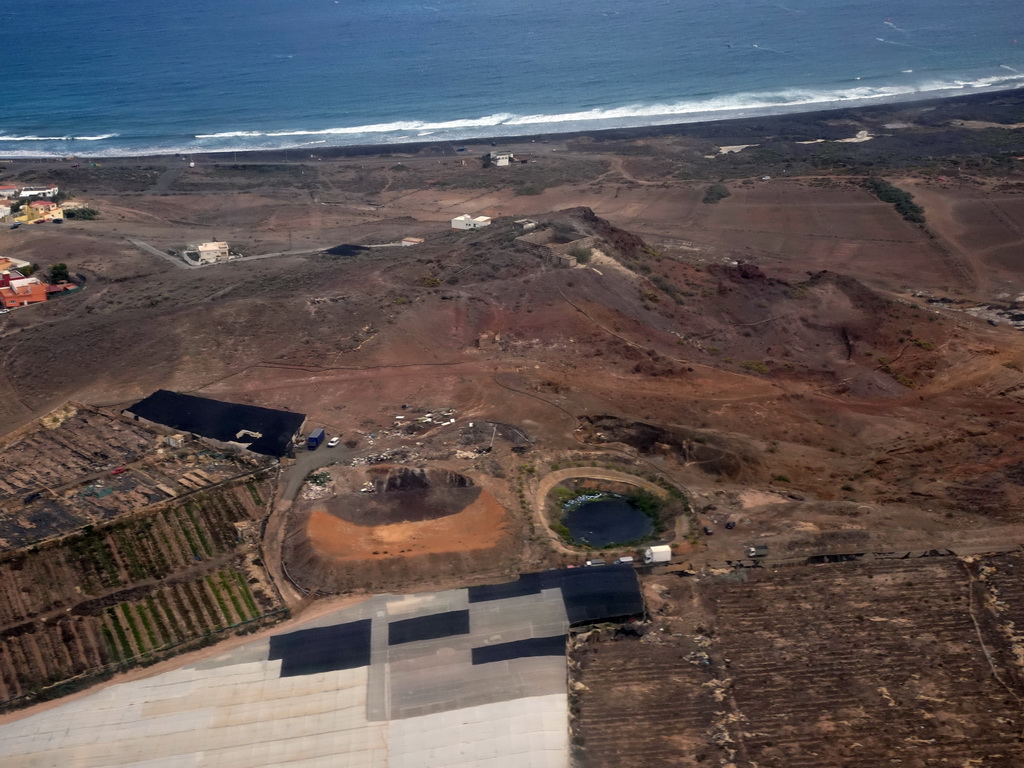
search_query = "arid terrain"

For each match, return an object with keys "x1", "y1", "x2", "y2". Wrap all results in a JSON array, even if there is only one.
[
  {"x1": 1, "y1": 92, "x2": 1024, "y2": 760},
  {"x1": 572, "y1": 552, "x2": 1024, "y2": 767}
]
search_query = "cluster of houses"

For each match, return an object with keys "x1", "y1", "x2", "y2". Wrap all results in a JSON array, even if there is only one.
[
  {"x1": 0, "y1": 183, "x2": 63, "y2": 224},
  {"x1": 0, "y1": 256, "x2": 74, "y2": 310}
]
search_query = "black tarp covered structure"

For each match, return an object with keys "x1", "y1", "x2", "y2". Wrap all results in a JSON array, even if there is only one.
[
  {"x1": 127, "y1": 389, "x2": 304, "y2": 457},
  {"x1": 468, "y1": 564, "x2": 644, "y2": 626}
]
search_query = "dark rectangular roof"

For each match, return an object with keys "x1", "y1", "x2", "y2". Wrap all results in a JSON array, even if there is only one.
[
  {"x1": 471, "y1": 635, "x2": 566, "y2": 665},
  {"x1": 468, "y1": 564, "x2": 644, "y2": 626},
  {"x1": 388, "y1": 610, "x2": 470, "y2": 645},
  {"x1": 126, "y1": 389, "x2": 304, "y2": 457},
  {"x1": 269, "y1": 619, "x2": 372, "y2": 677}
]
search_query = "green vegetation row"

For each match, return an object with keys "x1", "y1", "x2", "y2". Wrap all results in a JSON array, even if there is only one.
[
  {"x1": 863, "y1": 177, "x2": 925, "y2": 223},
  {"x1": 99, "y1": 569, "x2": 263, "y2": 663},
  {"x1": 0, "y1": 570, "x2": 284, "y2": 713},
  {"x1": 0, "y1": 484, "x2": 264, "y2": 623}
]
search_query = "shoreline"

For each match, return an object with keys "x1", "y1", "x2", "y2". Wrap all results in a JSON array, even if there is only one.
[{"x1": 2, "y1": 88, "x2": 1022, "y2": 166}]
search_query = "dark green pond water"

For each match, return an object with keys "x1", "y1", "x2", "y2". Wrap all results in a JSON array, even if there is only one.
[{"x1": 564, "y1": 497, "x2": 652, "y2": 547}]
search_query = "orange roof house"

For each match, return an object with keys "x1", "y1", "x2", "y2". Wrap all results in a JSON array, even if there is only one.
[
  {"x1": 29, "y1": 200, "x2": 56, "y2": 210},
  {"x1": 0, "y1": 277, "x2": 47, "y2": 308}
]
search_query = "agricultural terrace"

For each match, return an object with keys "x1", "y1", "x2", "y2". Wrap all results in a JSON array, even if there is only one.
[
  {"x1": 0, "y1": 404, "x2": 273, "y2": 550},
  {"x1": 0, "y1": 477, "x2": 284, "y2": 712},
  {"x1": 571, "y1": 554, "x2": 1024, "y2": 768}
]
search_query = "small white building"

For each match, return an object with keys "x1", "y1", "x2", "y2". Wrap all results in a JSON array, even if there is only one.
[
  {"x1": 0, "y1": 185, "x2": 19, "y2": 199},
  {"x1": 19, "y1": 184, "x2": 58, "y2": 199},
  {"x1": 490, "y1": 150, "x2": 514, "y2": 167},
  {"x1": 0, "y1": 204, "x2": 10, "y2": 220},
  {"x1": 514, "y1": 219, "x2": 538, "y2": 231},
  {"x1": 195, "y1": 241, "x2": 229, "y2": 264},
  {"x1": 451, "y1": 214, "x2": 492, "y2": 230}
]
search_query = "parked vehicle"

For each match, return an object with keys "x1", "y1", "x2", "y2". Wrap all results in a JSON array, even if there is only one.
[
  {"x1": 585, "y1": 559, "x2": 607, "y2": 567},
  {"x1": 110, "y1": 467, "x2": 128, "y2": 475},
  {"x1": 327, "y1": 436, "x2": 340, "y2": 448},
  {"x1": 703, "y1": 526, "x2": 714, "y2": 536},
  {"x1": 725, "y1": 520, "x2": 735, "y2": 530},
  {"x1": 307, "y1": 427, "x2": 326, "y2": 450},
  {"x1": 643, "y1": 545, "x2": 672, "y2": 564},
  {"x1": 614, "y1": 556, "x2": 635, "y2": 565}
]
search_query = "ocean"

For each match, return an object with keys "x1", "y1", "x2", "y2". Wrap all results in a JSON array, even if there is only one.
[{"x1": 1, "y1": 0, "x2": 1022, "y2": 157}]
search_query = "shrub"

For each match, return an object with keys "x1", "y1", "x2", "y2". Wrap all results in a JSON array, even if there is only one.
[
  {"x1": 569, "y1": 244, "x2": 592, "y2": 263},
  {"x1": 64, "y1": 206, "x2": 100, "y2": 220},
  {"x1": 741, "y1": 360, "x2": 769, "y2": 375},
  {"x1": 702, "y1": 184, "x2": 731, "y2": 204}
]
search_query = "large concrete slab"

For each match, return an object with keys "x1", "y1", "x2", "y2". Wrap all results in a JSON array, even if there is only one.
[{"x1": 0, "y1": 567, "x2": 641, "y2": 766}]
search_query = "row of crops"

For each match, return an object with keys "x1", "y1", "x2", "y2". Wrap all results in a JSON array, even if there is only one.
[
  {"x1": 0, "y1": 484, "x2": 267, "y2": 624},
  {"x1": 0, "y1": 478, "x2": 284, "y2": 711}
]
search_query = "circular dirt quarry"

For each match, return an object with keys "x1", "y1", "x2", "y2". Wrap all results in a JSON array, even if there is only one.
[{"x1": 282, "y1": 465, "x2": 517, "y2": 592}]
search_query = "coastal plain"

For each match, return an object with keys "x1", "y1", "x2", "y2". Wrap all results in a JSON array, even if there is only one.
[{"x1": 1, "y1": 92, "x2": 1024, "y2": 765}]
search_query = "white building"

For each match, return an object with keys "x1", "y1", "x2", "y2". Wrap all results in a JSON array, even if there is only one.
[
  {"x1": 489, "y1": 150, "x2": 514, "y2": 167},
  {"x1": 0, "y1": 185, "x2": 19, "y2": 199},
  {"x1": 19, "y1": 184, "x2": 58, "y2": 199},
  {"x1": 195, "y1": 241, "x2": 230, "y2": 264},
  {"x1": 451, "y1": 214, "x2": 492, "y2": 230},
  {"x1": 0, "y1": 204, "x2": 10, "y2": 220}
]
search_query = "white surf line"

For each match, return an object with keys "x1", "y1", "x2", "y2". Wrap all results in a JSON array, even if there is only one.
[{"x1": 752, "y1": 43, "x2": 795, "y2": 57}]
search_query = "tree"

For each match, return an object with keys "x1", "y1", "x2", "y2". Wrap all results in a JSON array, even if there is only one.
[{"x1": 49, "y1": 263, "x2": 70, "y2": 283}]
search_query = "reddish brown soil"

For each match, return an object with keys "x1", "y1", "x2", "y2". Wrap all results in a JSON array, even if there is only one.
[
  {"x1": 2, "y1": 161, "x2": 1022, "y2": 575},
  {"x1": 572, "y1": 554, "x2": 1024, "y2": 768},
  {"x1": 306, "y1": 487, "x2": 506, "y2": 560}
]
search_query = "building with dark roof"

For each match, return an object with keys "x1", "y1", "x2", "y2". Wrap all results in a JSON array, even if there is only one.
[{"x1": 126, "y1": 390, "x2": 304, "y2": 457}]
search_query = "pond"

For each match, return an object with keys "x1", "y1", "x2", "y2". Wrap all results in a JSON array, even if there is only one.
[{"x1": 563, "y1": 496, "x2": 653, "y2": 548}]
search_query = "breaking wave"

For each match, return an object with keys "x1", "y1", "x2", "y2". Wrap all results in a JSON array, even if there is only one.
[
  {"x1": 2, "y1": 70, "x2": 1022, "y2": 157},
  {"x1": 186, "y1": 73, "x2": 1024, "y2": 142},
  {"x1": 0, "y1": 133, "x2": 119, "y2": 142}
]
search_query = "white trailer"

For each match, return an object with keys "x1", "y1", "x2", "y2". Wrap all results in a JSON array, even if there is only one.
[{"x1": 643, "y1": 544, "x2": 672, "y2": 564}]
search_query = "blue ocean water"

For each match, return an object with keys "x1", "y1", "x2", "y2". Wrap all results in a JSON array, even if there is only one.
[{"x1": 1, "y1": 0, "x2": 1022, "y2": 157}]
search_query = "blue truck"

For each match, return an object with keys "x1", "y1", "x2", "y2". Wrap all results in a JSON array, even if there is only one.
[{"x1": 307, "y1": 427, "x2": 326, "y2": 450}]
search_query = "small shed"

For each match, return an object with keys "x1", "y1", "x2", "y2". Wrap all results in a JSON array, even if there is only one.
[{"x1": 490, "y1": 150, "x2": 514, "y2": 167}]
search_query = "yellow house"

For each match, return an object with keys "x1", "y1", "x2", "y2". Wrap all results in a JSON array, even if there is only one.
[{"x1": 15, "y1": 200, "x2": 63, "y2": 224}]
